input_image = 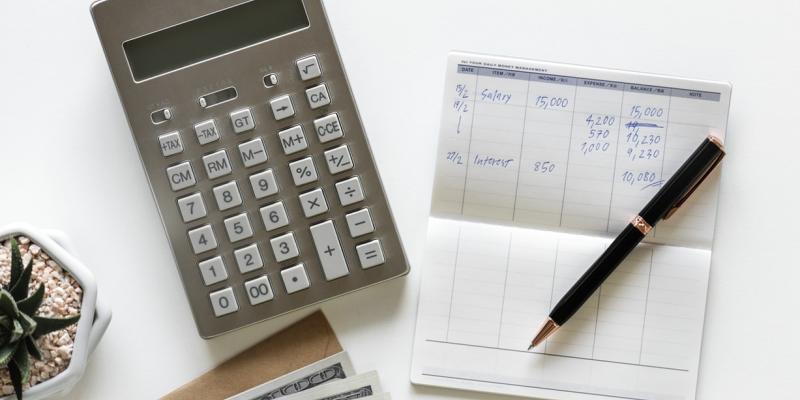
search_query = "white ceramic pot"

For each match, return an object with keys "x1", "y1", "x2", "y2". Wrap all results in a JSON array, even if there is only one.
[{"x1": 0, "y1": 223, "x2": 111, "y2": 400}]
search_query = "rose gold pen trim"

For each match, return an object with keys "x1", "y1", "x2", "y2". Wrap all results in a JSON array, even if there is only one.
[
  {"x1": 631, "y1": 215, "x2": 652, "y2": 235},
  {"x1": 528, "y1": 318, "x2": 560, "y2": 350},
  {"x1": 707, "y1": 134, "x2": 725, "y2": 152}
]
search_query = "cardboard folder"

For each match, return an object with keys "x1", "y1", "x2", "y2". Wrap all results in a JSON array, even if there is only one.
[{"x1": 161, "y1": 312, "x2": 342, "y2": 400}]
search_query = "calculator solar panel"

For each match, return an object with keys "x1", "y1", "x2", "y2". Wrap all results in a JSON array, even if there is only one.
[{"x1": 91, "y1": 0, "x2": 409, "y2": 338}]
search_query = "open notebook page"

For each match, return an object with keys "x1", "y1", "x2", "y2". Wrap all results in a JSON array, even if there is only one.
[
  {"x1": 412, "y1": 218, "x2": 710, "y2": 400},
  {"x1": 431, "y1": 53, "x2": 731, "y2": 248},
  {"x1": 412, "y1": 53, "x2": 731, "y2": 400}
]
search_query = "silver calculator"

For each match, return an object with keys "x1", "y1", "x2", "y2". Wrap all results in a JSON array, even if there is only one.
[{"x1": 91, "y1": 0, "x2": 409, "y2": 338}]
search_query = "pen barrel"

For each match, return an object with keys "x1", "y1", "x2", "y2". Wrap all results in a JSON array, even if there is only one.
[
  {"x1": 550, "y1": 225, "x2": 646, "y2": 325},
  {"x1": 639, "y1": 137, "x2": 725, "y2": 223}
]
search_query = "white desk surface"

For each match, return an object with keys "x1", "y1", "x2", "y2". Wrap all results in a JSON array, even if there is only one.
[{"x1": 2, "y1": 0, "x2": 799, "y2": 399}]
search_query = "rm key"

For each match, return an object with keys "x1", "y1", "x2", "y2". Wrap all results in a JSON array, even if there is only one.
[{"x1": 309, "y1": 220, "x2": 349, "y2": 281}]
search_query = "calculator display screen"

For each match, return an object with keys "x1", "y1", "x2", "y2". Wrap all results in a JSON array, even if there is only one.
[{"x1": 123, "y1": 0, "x2": 309, "y2": 81}]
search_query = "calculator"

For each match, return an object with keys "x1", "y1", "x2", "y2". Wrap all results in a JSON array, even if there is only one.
[{"x1": 91, "y1": 0, "x2": 409, "y2": 338}]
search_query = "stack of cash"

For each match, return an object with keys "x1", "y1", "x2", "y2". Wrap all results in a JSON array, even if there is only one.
[{"x1": 226, "y1": 352, "x2": 390, "y2": 400}]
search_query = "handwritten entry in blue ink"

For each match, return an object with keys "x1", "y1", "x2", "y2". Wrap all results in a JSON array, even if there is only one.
[{"x1": 433, "y1": 54, "x2": 731, "y2": 248}]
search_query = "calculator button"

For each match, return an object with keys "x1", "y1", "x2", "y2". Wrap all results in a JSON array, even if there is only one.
[
  {"x1": 250, "y1": 169, "x2": 279, "y2": 199},
  {"x1": 177, "y1": 193, "x2": 207, "y2": 223},
  {"x1": 198, "y1": 256, "x2": 228, "y2": 286},
  {"x1": 260, "y1": 202, "x2": 290, "y2": 231},
  {"x1": 278, "y1": 125, "x2": 308, "y2": 155},
  {"x1": 158, "y1": 131, "x2": 183, "y2": 157},
  {"x1": 281, "y1": 264, "x2": 310, "y2": 294},
  {"x1": 335, "y1": 177, "x2": 365, "y2": 206},
  {"x1": 305, "y1": 83, "x2": 331, "y2": 110},
  {"x1": 289, "y1": 157, "x2": 318, "y2": 186},
  {"x1": 271, "y1": 232, "x2": 299, "y2": 262},
  {"x1": 244, "y1": 276, "x2": 274, "y2": 305},
  {"x1": 213, "y1": 181, "x2": 243, "y2": 211},
  {"x1": 299, "y1": 188, "x2": 329, "y2": 218},
  {"x1": 310, "y1": 220, "x2": 349, "y2": 281},
  {"x1": 194, "y1": 119, "x2": 221, "y2": 145},
  {"x1": 202, "y1": 149, "x2": 232, "y2": 179},
  {"x1": 239, "y1": 138, "x2": 269, "y2": 168},
  {"x1": 270, "y1": 95, "x2": 295, "y2": 121},
  {"x1": 296, "y1": 55, "x2": 322, "y2": 81},
  {"x1": 324, "y1": 145, "x2": 354, "y2": 175},
  {"x1": 230, "y1": 108, "x2": 255, "y2": 134},
  {"x1": 234, "y1": 243, "x2": 264, "y2": 274},
  {"x1": 209, "y1": 287, "x2": 238, "y2": 317},
  {"x1": 356, "y1": 240, "x2": 385, "y2": 269},
  {"x1": 167, "y1": 162, "x2": 197, "y2": 191},
  {"x1": 346, "y1": 209, "x2": 375, "y2": 238},
  {"x1": 313, "y1": 113, "x2": 344, "y2": 143},
  {"x1": 188, "y1": 225, "x2": 217, "y2": 254},
  {"x1": 224, "y1": 213, "x2": 254, "y2": 243}
]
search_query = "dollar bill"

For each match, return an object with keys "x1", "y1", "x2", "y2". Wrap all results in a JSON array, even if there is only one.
[
  {"x1": 227, "y1": 352, "x2": 356, "y2": 400},
  {"x1": 279, "y1": 371, "x2": 383, "y2": 400}
]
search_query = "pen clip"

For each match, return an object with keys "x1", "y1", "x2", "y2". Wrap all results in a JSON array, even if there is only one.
[{"x1": 664, "y1": 136, "x2": 726, "y2": 220}]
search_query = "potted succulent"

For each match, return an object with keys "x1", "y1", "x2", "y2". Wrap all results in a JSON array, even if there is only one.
[{"x1": 0, "y1": 224, "x2": 111, "y2": 400}]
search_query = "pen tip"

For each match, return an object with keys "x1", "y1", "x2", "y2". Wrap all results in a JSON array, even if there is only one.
[
  {"x1": 529, "y1": 318, "x2": 560, "y2": 349},
  {"x1": 527, "y1": 344, "x2": 534, "y2": 351}
]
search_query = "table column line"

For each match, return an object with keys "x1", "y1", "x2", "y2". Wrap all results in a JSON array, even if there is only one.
[
  {"x1": 445, "y1": 228, "x2": 463, "y2": 341},
  {"x1": 543, "y1": 239, "x2": 561, "y2": 354},
  {"x1": 496, "y1": 232, "x2": 514, "y2": 347},
  {"x1": 511, "y1": 76, "x2": 533, "y2": 221},
  {"x1": 638, "y1": 248, "x2": 655, "y2": 364},
  {"x1": 557, "y1": 83, "x2": 580, "y2": 226},
  {"x1": 605, "y1": 89, "x2": 629, "y2": 233},
  {"x1": 459, "y1": 69, "x2": 480, "y2": 215}
]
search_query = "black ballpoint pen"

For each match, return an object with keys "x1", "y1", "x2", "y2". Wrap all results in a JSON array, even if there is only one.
[{"x1": 529, "y1": 134, "x2": 726, "y2": 350}]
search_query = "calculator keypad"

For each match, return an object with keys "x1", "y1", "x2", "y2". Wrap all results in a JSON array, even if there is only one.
[{"x1": 149, "y1": 49, "x2": 406, "y2": 338}]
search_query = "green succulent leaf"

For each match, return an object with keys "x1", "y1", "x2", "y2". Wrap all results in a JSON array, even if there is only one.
[
  {"x1": 8, "y1": 361, "x2": 22, "y2": 400},
  {"x1": 33, "y1": 314, "x2": 80, "y2": 338},
  {"x1": 17, "y1": 285, "x2": 44, "y2": 316},
  {"x1": 12, "y1": 344, "x2": 30, "y2": 385},
  {"x1": 9, "y1": 320, "x2": 23, "y2": 344},
  {"x1": 24, "y1": 337, "x2": 41, "y2": 361},
  {"x1": 9, "y1": 261, "x2": 33, "y2": 302},
  {"x1": 0, "y1": 290, "x2": 20, "y2": 318},
  {"x1": 17, "y1": 313, "x2": 36, "y2": 337},
  {"x1": 8, "y1": 238, "x2": 23, "y2": 290},
  {"x1": 0, "y1": 343, "x2": 16, "y2": 365},
  {"x1": 0, "y1": 315, "x2": 11, "y2": 331}
]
